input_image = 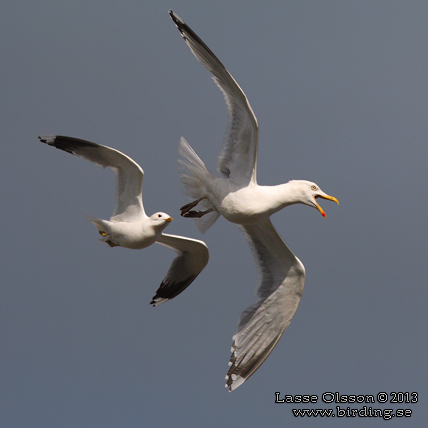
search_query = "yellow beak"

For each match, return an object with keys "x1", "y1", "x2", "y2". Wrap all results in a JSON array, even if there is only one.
[
  {"x1": 165, "y1": 217, "x2": 173, "y2": 222},
  {"x1": 314, "y1": 195, "x2": 339, "y2": 218}
]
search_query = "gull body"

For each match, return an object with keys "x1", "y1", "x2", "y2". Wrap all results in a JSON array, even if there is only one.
[
  {"x1": 39, "y1": 135, "x2": 209, "y2": 306},
  {"x1": 170, "y1": 11, "x2": 338, "y2": 391},
  {"x1": 87, "y1": 212, "x2": 171, "y2": 250},
  {"x1": 201, "y1": 179, "x2": 334, "y2": 225}
]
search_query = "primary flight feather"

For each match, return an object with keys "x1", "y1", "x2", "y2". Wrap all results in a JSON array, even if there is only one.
[
  {"x1": 169, "y1": 10, "x2": 338, "y2": 391},
  {"x1": 39, "y1": 135, "x2": 209, "y2": 306}
]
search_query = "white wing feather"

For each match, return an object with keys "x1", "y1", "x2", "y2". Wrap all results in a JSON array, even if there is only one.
[
  {"x1": 150, "y1": 233, "x2": 209, "y2": 306},
  {"x1": 226, "y1": 218, "x2": 305, "y2": 391},
  {"x1": 38, "y1": 135, "x2": 145, "y2": 220},
  {"x1": 169, "y1": 10, "x2": 259, "y2": 186}
]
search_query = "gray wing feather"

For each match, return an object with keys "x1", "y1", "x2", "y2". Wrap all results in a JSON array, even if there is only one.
[
  {"x1": 225, "y1": 218, "x2": 305, "y2": 391},
  {"x1": 150, "y1": 233, "x2": 209, "y2": 306},
  {"x1": 39, "y1": 135, "x2": 145, "y2": 219},
  {"x1": 169, "y1": 10, "x2": 259, "y2": 186}
]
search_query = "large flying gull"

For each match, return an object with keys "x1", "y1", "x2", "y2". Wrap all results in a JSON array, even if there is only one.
[
  {"x1": 169, "y1": 10, "x2": 338, "y2": 391},
  {"x1": 39, "y1": 135, "x2": 209, "y2": 306}
]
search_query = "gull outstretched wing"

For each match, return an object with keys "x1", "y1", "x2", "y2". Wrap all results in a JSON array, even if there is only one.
[
  {"x1": 226, "y1": 218, "x2": 305, "y2": 391},
  {"x1": 151, "y1": 233, "x2": 209, "y2": 306},
  {"x1": 169, "y1": 10, "x2": 259, "y2": 186},
  {"x1": 39, "y1": 135, "x2": 145, "y2": 220}
]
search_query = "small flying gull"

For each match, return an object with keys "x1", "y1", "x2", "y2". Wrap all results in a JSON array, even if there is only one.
[
  {"x1": 169, "y1": 11, "x2": 338, "y2": 391},
  {"x1": 39, "y1": 135, "x2": 209, "y2": 306}
]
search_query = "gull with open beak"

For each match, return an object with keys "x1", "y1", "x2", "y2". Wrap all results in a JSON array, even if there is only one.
[{"x1": 169, "y1": 10, "x2": 338, "y2": 391}]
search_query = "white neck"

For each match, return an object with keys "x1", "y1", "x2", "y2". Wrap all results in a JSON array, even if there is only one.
[{"x1": 261, "y1": 181, "x2": 307, "y2": 215}]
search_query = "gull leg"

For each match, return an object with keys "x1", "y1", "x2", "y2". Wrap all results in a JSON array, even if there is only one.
[
  {"x1": 98, "y1": 230, "x2": 118, "y2": 247},
  {"x1": 180, "y1": 198, "x2": 204, "y2": 214},
  {"x1": 180, "y1": 198, "x2": 214, "y2": 218},
  {"x1": 182, "y1": 208, "x2": 214, "y2": 218}
]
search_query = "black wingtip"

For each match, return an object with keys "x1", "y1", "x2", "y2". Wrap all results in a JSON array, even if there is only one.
[
  {"x1": 150, "y1": 292, "x2": 165, "y2": 306},
  {"x1": 168, "y1": 9, "x2": 177, "y2": 23},
  {"x1": 168, "y1": 10, "x2": 185, "y2": 34},
  {"x1": 150, "y1": 275, "x2": 198, "y2": 307},
  {"x1": 168, "y1": 9, "x2": 176, "y2": 21},
  {"x1": 150, "y1": 296, "x2": 168, "y2": 307},
  {"x1": 38, "y1": 135, "x2": 57, "y2": 146}
]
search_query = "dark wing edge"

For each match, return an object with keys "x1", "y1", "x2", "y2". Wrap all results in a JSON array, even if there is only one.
[
  {"x1": 225, "y1": 219, "x2": 305, "y2": 391},
  {"x1": 169, "y1": 10, "x2": 259, "y2": 186},
  {"x1": 38, "y1": 135, "x2": 145, "y2": 218},
  {"x1": 150, "y1": 233, "x2": 209, "y2": 306}
]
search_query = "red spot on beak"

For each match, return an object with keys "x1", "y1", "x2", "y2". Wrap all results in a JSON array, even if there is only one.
[{"x1": 321, "y1": 212, "x2": 326, "y2": 218}]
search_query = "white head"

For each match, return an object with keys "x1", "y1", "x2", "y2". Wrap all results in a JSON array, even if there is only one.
[
  {"x1": 149, "y1": 212, "x2": 173, "y2": 229},
  {"x1": 289, "y1": 180, "x2": 339, "y2": 218}
]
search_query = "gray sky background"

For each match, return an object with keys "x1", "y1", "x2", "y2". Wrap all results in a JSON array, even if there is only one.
[{"x1": 1, "y1": 0, "x2": 427, "y2": 426}]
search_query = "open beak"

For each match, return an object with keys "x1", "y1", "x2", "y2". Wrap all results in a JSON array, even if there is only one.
[
  {"x1": 313, "y1": 195, "x2": 339, "y2": 218},
  {"x1": 165, "y1": 217, "x2": 173, "y2": 222}
]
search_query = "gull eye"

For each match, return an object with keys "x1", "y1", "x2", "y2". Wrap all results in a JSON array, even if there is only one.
[
  {"x1": 311, "y1": 185, "x2": 317, "y2": 191},
  {"x1": 158, "y1": 214, "x2": 162, "y2": 218}
]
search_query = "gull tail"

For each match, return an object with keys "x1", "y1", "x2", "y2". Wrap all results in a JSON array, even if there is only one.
[
  {"x1": 178, "y1": 137, "x2": 219, "y2": 233},
  {"x1": 86, "y1": 215, "x2": 118, "y2": 247}
]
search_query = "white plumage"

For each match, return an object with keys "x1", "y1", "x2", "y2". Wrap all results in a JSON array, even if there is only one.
[
  {"x1": 170, "y1": 10, "x2": 338, "y2": 391},
  {"x1": 39, "y1": 135, "x2": 209, "y2": 306}
]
